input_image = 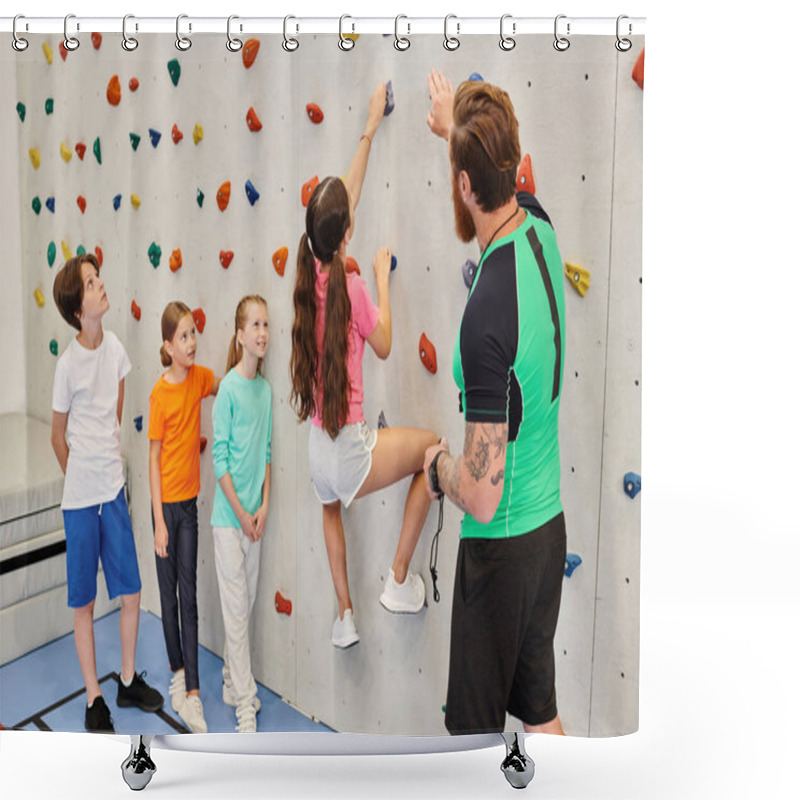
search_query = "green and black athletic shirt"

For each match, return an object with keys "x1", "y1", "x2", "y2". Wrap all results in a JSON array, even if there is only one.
[{"x1": 453, "y1": 193, "x2": 565, "y2": 539}]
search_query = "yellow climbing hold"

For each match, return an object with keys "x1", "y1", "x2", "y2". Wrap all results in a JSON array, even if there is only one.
[
  {"x1": 34, "y1": 288, "x2": 45, "y2": 308},
  {"x1": 61, "y1": 240, "x2": 72, "y2": 260},
  {"x1": 193, "y1": 124, "x2": 203, "y2": 145},
  {"x1": 60, "y1": 142, "x2": 73, "y2": 162},
  {"x1": 565, "y1": 262, "x2": 590, "y2": 298},
  {"x1": 131, "y1": 194, "x2": 141, "y2": 208},
  {"x1": 29, "y1": 149, "x2": 41, "y2": 169},
  {"x1": 42, "y1": 42, "x2": 53, "y2": 64}
]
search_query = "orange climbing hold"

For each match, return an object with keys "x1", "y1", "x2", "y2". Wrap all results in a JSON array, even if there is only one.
[
  {"x1": 91, "y1": 32, "x2": 102, "y2": 50},
  {"x1": 632, "y1": 48, "x2": 645, "y2": 90},
  {"x1": 76, "y1": 195, "x2": 86, "y2": 214},
  {"x1": 246, "y1": 107, "x2": 262, "y2": 132},
  {"x1": 272, "y1": 247, "x2": 288, "y2": 277},
  {"x1": 75, "y1": 142, "x2": 86, "y2": 160},
  {"x1": 129, "y1": 77, "x2": 139, "y2": 91},
  {"x1": 419, "y1": 333, "x2": 438, "y2": 374},
  {"x1": 306, "y1": 103, "x2": 324, "y2": 124},
  {"x1": 242, "y1": 38, "x2": 260, "y2": 68},
  {"x1": 192, "y1": 308, "x2": 206, "y2": 334},
  {"x1": 345, "y1": 257, "x2": 360, "y2": 275},
  {"x1": 59, "y1": 42, "x2": 68, "y2": 61},
  {"x1": 275, "y1": 591, "x2": 293, "y2": 616},
  {"x1": 131, "y1": 300, "x2": 141, "y2": 321},
  {"x1": 199, "y1": 436, "x2": 208, "y2": 453},
  {"x1": 106, "y1": 75, "x2": 122, "y2": 106},
  {"x1": 219, "y1": 250, "x2": 234, "y2": 269},
  {"x1": 302, "y1": 175, "x2": 320, "y2": 208},
  {"x1": 217, "y1": 181, "x2": 231, "y2": 211},
  {"x1": 517, "y1": 153, "x2": 535, "y2": 195},
  {"x1": 169, "y1": 249, "x2": 183, "y2": 272},
  {"x1": 171, "y1": 124, "x2": 183, "y2": 144},
  {"x1": 95, "y1": 246, "x2": 103, "y2": 267}
]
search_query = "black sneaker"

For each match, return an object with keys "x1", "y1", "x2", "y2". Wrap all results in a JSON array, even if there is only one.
[
  {"x1": 85, "y1": 695, "x2": 116, "y2": 733},
  {"x1": 117, "y1": 671, "x2": 164, "y2": 713}
]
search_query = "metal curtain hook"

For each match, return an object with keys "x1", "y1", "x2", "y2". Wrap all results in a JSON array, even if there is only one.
[
  {"x1": 122, "y1": 14, "x2": 139, "y2": 51},
  {"x1": 176, "y1": 14, "x2": 192, "y2": 51},
  {"x1": 500, "y1": 14, "x2": 516, "y2": 51},
  {"x1": 12, "y1": 15, "x2": 29, "y2": 52},
  {"x1": 554, "y1": 14, "x2": 570, "y2": 51},
  {"x1": 443, "y1": 14, "x2": 460, "y2": 51},
  {"x1": 64, "y1": 13, "x2": 80, "y2": 51},
  {"x1": 282, "y1": 15, "x2": 299, "y2": 52},
  {"x1": 226, "y1": 15, "x2": 242, "y2": 51},
  {"x1": 339, "y1": 15, "x2": 355, "y2": 51},
  {"x1": 394, "y1": 14, "x2": 410, "y2": 51},
  {"x1": 615, "y1": 15, "x2": 632, "y2": 52}
]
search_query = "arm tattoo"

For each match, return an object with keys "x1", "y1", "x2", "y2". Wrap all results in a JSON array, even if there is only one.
[{"x1": 490, "y1": 469, "x2": 505, "y2": 486}]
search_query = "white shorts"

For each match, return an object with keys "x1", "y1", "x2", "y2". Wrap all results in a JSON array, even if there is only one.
[{"x1": 308, "y1": 421, "x2": 378, "y2": 508}]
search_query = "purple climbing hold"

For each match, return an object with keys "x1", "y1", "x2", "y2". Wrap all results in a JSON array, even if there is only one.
[
  {"x1": 384, "y1": 80, "x2": 395, "y2": 116},
  {"x1": 149, "y1": 128, "x2": 162, "y2": 147}
]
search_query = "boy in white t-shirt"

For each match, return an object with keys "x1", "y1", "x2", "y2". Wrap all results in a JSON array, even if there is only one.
[{"x1": 51, "y1": 253, "x2": 163, "y2": 733}]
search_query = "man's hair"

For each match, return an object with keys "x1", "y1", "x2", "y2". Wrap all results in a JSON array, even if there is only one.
[
  {"x1": 52, "y1": 253, "x2": 100, "y2": 331},
  {"x1": 449, "y1": 81, "x2": 521, "y2": 212}
]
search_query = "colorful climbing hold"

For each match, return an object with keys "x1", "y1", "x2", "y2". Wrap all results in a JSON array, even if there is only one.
[
  {"x1": 91, "y1": 32, "x2": 102, "y2": 50},
  {"x1": 171, "y1": 124, "x2": 183, "y2": 144},
  {"x1": 131, "y1": 300, "x2": 142, "y2": 320},
  {"x1": 42, "y1": 42, "x2": 53, "y2": 65},
  {"x1": 29, "y1": 149, "x2": 41, "y2": 169},
  {"x1": 34, "y1": 288, "x2": 45, "y2": 308},
  {"x1": 219, "y1": 250, "x2": 234, "y2": 269},
  {"x1": 61, "y1": 241, "x2": 71, "y2": 260},
  {"x1": 377, "y1": 410, "x2": 389, "y2": 429},
  {"x1": 32, "y1": 197, "x2": 41, "y2": 215},
  {"x1": 92, "y1": 137, "x2": 101, "y2": 164},
  {"x1": 623, "y1": 472, "x2": 641, "y2": 499},
  {"x1": 167, "y1": 59, "x2": 181, "y2": 87},
  {"x1": 217, "y1": 181, "x2": 231, "y2": 212},
  {"x1": 148, "y1": 242, "x2": 161, "y2": 267},
  {"x1": 129, "y1": 132, "x2": 141, "y2": 151},
  {"x1": 95, "y1": 246, "x2": 103, "y2": 267},
  {"x1": 632, "y1": 49, "x2": 644, "y2": 90},
  {"x1": 133, "y1": 415, "x2": 143, "y2": 432},
  {"x1": 131, "y1": 194, "x2": 141, "y2": 208},
  {"x1": 149, "y1": 128, "x2": 161, "y2": 147},
  {"x1": 391, "y1": 254, "x2": 397, "y2": 271},
  {"x1": 113, "y1": 194, "x2": 122, "y2": 210},
  {"x1": 462, "y1": 258, "x2": 477, "y2": 289},
  {"x1": 242, "y1": 39, "x2": 260, "y2": 68},
  {"x1": 199, "y1": 436, "x2": 207, "y2": 453},
  {"x1": 565, "y1": 262, "x2": 590, "y2": 298},
  {"x1": 47, "y1": 241, "x2": 56, "y2": 267},
  {"x1": 419, "y1": 333, "x2": 438, "y2": 374},
  {"x1": 196, "y1": 189, "x2": 204, "y2": 208},
  {"x1": 272, "y1": 247, "x2": 288, "y2": 276},
  {"x1": 106, "y1": 75, "x2": 121, "y2": 106},
  {"x1": 75, "y1": 142, "x2": 86, "y2": 160},
  {"x1": 49, "y1": 339, "x2": 58, "y2": 356},
  {"x1": 169, "y1": 248, "x2": 183, "y2": 272},
  {"x1": 516, "y1": 153, "x2": 535, "y2": 194},
  {"x1": 275, "y1": 591, "x2": 292, "y2": 616},
  {"x1": 301, "y1": 175, "x2": 320, "y2": 208},
  {"x1": 564, "y1": 553, "x2": 582, "y2": 578},
  {"x1": 345, "y1": 256, "x2": 360, "y2": 275},
  {"x1": 128, "y1": 77, "x2": 139, "y2": 91},
  {"x1": 59, "y1": 41, "x2": 68, "y2": 61},
  {"x1": 192, "y1": 124, "x2": 203, "y2": 145},
  {"x1": 306, "y1": 103, "x2": 324, "y2": 124},
  {"x1": 192, "y1": 308, "x2": 206, "y2": 334},
  {"x1": 245, "y1": 180, "x2": 260, "y2": 206},
  {"x1": 45, "y1": 197, "x2": 55, "y2": 214},
  {"x1": 16, "y1": 102, "x2": 26, "y2": 122},
  {"x1": 60, "y1": 142, "x2": 72, "y2": 162},
  {"x1": 76, "y1": 195, "x2": 86, "y2": 214},
  {"x1": 76, "y1": 245, "x2": 86, "y2": 256},
  {"x1": 246, "y1": 107, "x2": 262, "y2": 132},
  {"x1": 468, "y1": 72, "x2": 484, "y2": 82},
  {"x1": 384, "y1": 80, "x2": 395, "y2": 116},
  {"x1": 45, "y1": 98, "x2": 54, "y2": 115}
]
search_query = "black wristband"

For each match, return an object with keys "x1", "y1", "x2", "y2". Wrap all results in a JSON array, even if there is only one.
[{"x1": 429, "y1": 450, "x2": 444, "y2": 498}]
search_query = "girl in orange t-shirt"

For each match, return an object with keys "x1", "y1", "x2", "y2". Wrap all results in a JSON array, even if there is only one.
[{"x1": 148, "y1": 301, "x2": 219, "y2": 733}]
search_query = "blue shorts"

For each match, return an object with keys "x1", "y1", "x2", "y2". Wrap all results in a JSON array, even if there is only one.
[{"x1": 62, "y1": 487, "x2": 142, "y2": 608}]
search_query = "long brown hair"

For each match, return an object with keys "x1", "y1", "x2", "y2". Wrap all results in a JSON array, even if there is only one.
[
  {"x1": 290, "y1": 176, "x2": 351, "y2": 438},
  {"x1": 227, "y1": 295, "x2": 268, "y2": 374},
  {"x1": 159, "y1": 301, "x2": 192, "y2": 367}
]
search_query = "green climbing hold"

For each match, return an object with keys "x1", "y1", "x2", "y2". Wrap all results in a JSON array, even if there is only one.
[
  {"x1": 130, "y1": 132, "x2": 141, "y2": 151},
  {"x1": 45, "y1": 98, "x2": 54, "y2": 115},
  {"x1": 148, "y1": 242, "x2": 162, "y2": 268},
  {"x1": 49, "y1": 339, "x2": 58, "y2": 356},
  {"x1": 197, "y1": 188, "x2": 204, "y2": 208},
  {"x1": 32, "y1": 196, "x2": 41, "y2": 215},
  {"x1": 93, "y1": 137, "x2": 101, "y2": 164},
  {"x1": 76, "y1": 244, "x2": 86, "y2": 256},
  {"x1": 167, "y1": 59, "x2": 181, "y2": 87},
  {"x1": 16, "y1": 102, "x2": 26, "y2": 122},
  {"x1": 47, "y1": 241, "x2": 56, "y2": 266}
]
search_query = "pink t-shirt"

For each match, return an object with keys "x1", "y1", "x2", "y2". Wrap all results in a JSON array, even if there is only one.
[{"x1": 311, "y1": 258, "x2": 380, "y2": 428}]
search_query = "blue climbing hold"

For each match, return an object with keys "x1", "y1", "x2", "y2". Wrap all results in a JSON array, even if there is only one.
[
  {"x1": 133, "y1": 415, "x2": 143, "y2": 432},
  {"x1": 113, "y1": 194, "x2": 122, "y2": 211},
  {"x1": 564, "y1": 553, "x2": 582, "y2": 578},
  {"x1": 384, "y1": 80, "x2": 395, "y2": 116},
  {"x1": 391, "y1": 254, "x2": 397, "y2": 271},
  {"x1": 623, "y1": 472, "x2": 641, "y2": 499},
  {"x1": 245, "y1": 180, "x2": 260, "y2": 206},
  {"x1": 462, "y1": 258, "x2": 477, "y2": 289},
  {"x1": 45, "y1": 197, "x2": 55, "y2": 214},
  {"x1": 468, "y1": 72, "x2": 484, "y2": 82},
  {"x1": 149, "y1": 128, "x2": 161, "y2": 147}
]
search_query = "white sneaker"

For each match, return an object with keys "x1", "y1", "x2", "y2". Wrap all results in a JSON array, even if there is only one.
[
  {"x1": 168, "y1": 671, "x2": 186, "y2": 713},
  {"x1": 222, "y1": 667, "x2": 261, "y2": 712},
  {"x1": 179, "y1": 693, "x2": 208, "y2": 734},
  {"x1": 380, "y1": 568, "x2": 426, "y2": 613},
  {"x1": 331, "y1": 609, "x2": 360, "y2": 648},
  {"x1": 235, "y1": 701, "x2": 257, "y2": 733}
]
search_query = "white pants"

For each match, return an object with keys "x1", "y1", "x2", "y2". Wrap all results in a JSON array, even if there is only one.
[{"x1": 213, "y1": 526, "x2": 260, "y2": 707}]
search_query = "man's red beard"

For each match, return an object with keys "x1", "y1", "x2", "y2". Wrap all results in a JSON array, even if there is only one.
[{"x1": 452, "y1": 170, "x2": 476, "y2": 244}]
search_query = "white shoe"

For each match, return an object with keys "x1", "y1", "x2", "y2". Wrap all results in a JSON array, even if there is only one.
[
  {"x1": 331, "y1": 609, "x2": 360, "y2": 648},
  {"x1": 235, "y1": 701, "x2": 257, "y2": 733},
  {"x1": 168, "y1": 671, "x2": 186, "y2": 714},
  {"x1": 179, "y1": 693, "x2": 208, "y2": 734},
  {"x1": 380, "y1": 568, "x2": 426, "y2": 613},
  {"x1": 222, "y1": 667, "x2": 261, "y2": 711}
]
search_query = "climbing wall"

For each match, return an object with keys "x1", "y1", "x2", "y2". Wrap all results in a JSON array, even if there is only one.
[{"x1": 3, "y1": 32, "x2": 643, "y2": 736}]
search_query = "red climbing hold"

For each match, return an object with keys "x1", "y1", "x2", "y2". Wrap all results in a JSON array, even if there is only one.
[
  {"x1": 75, "y1": 142, "x2": 86, "y2": 160},
  {"x1": 246, "y1": 107, "x2": 262, "y2": 132},
  {"x1": 107, "y1": 75, "x2": 122, "y2": 107},
  {"x1": 169, "y1": 249, "x2": 183, "y2": 272},
  {"x1": 273, "y1": 247, "x2": 288, "y2": 277},
  {"x1": 129, "y1": 77, "x2": 139, "y2": 92},
  {"x1": 275, "y1": 591, "x2": 293, "y2": 616},
  {"x1": 95, "y1": 246, "x2": 103, "y2": 267},
  {"x1": 632, "y1": 48, "x2": 645, "y2": 90},
  {"x1": 171, "y1": 124, "x2": 183, "y2": 144},
  {"x1": 302, "y1": 176, "x2": 320, "y2": 208},
  {"x1": 345, "y1": 256, "x2": 360, "y2": 275},
  {"x1": 131, "y1": 300, "x2": 141, "y2": 321},
  {"x1": 242, "y1": 38, "x2": 260, "y2": 68},
  {"x1": 217, "y1": 181, "x2": 231, "y2": 212},
  {"x1": 306, "y1": 103, "x2": 324, "y2": 124},
  {"x1": 516, "y1": 153, "x2": 535, "y2": 195},
  {"x1": 419, "y1": 333, "x2": 438, "y2": 374},
  {"x1": 59, "y1": 42, "x2": 68, "y2": 61},
  {"x1": 219, "y1": 250, "x2": 234, "y2": 269},
  {"x1": 192, "y1": 308, "x2": 206, "y2": 334},
  {"x1": 76, "y1": 195, "x2": 86, "y2": 214},
  {"x1": 200, "y1": 436, "x2": 208, "y2": 453},
  {"x1": 91, "y1": 32, "x2": 102, "y2": 50}
]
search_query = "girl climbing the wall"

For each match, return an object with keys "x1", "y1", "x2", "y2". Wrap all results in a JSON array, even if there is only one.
[
  {"x1": 290, "y1": 83, "x2": 438, "y2": 649},
  {"x1": 211, "y1": 295, "x2": 272, "y2": 733},
  {"x1": 148, "y1": 301, "x2": 219, "y2": 733}
]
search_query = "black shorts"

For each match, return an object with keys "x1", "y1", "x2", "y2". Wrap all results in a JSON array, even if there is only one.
[{"x1": 445, "y1": 512, "x2": 567, "y2": 734}]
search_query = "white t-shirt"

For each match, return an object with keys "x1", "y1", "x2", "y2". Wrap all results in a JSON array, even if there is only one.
[{"x1": 52, "y1": 329, "x2": 132, "y2": 509}]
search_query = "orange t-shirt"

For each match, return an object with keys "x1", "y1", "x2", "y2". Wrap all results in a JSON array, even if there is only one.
[{"x1": 148, "y1": 364, "x2": 215, "y2": 502}]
